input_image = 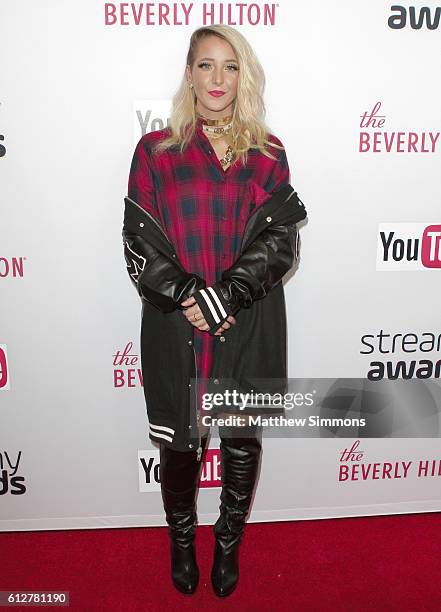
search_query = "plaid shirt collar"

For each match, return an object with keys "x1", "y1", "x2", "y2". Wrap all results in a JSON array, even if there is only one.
[{"x1": 194, "y1": 116, "x2": 214, "y2": 153}]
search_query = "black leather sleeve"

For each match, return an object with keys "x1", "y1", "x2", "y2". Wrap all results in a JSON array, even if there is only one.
[
  {"x1": 211, "y1": 222, "x2": 300, "y2": 313},
  {"x1": 123, "y1": 229, "x2": 206, "y2": 313}
]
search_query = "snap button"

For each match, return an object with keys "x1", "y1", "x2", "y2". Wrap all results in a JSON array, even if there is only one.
[
  {"x1": 188, "y1": 444, "x2": 193, "y2": 448},
  {"x1": 266, "y1": 216, "x2": 272, "y2": 222},
  {"x1": 188, "y1": 340, "x2": 192, "y2": 346},
  {"x1": 188, "y1": 383, "x2": 192, "y2": 387},
  {"x1": 213, "y1": 378, "x2": 219, "y2": 385},
  {"x1": 219, "y1": 336, "x2": 226, "y2": 343},
  {"x1": 172, "y1": 253, "x2": 177, "y2": 258},
  {"x1": 139, "y1": 222, "x2": 144, "y2": 227}
]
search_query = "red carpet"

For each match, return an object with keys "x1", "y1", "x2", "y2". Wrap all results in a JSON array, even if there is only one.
[{"x1": 1, "y1": 513, "x2": 440, "y2": 611}]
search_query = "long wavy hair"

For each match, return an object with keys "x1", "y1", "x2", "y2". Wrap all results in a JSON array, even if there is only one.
[{"x1": 151, "y1": 24, "x2": 284, "y2": 165}]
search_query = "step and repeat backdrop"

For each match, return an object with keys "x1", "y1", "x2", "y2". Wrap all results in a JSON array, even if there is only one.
[{"x1": 1, "y1": 1, "x2": 440, "y2": 530}]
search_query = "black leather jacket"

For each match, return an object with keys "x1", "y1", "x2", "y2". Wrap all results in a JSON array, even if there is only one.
[{"x1": 122, "y1": 183, "x2": 307, "y2": 453}]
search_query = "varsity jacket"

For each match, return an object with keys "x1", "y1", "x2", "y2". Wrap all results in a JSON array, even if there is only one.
[{"x1": 122, "y1": 183, "x2": 307, "y2": 456}]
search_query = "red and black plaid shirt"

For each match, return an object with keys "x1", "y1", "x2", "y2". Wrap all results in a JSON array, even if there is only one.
[{"x1": 128, "y1": 116, "x2": 290, "y2": 383}]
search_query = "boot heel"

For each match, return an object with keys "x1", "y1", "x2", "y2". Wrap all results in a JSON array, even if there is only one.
[
  {"x1": 211, "y1": 535, "x2": 241, "y2": 596},
  {"x1": 170, "y1": 537, "x2": 199, "y2": 594}
]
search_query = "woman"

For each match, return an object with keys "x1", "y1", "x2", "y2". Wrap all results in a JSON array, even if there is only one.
[{"x1": 122, "y1": 24, "x2": 307, "y2": 597}]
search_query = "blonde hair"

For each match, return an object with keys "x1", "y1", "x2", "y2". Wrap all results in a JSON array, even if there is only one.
[{"x1": 152, "y1": 24, "x2": 283, "y2": 165}]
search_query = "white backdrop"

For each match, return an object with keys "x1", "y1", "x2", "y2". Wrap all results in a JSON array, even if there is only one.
[{"x1": 1, "y1": 0, "x2": 441, "y2": 530}]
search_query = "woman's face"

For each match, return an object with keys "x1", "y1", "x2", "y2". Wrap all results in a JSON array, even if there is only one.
[{"x1": 186, "y1": 35, "x2": 239, "y2": 119}]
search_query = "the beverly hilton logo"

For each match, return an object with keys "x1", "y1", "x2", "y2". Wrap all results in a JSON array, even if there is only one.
[
  {"x1": 377, "y1": 224, "x2": 441, "y2": 270},
  {"x1": 359, "y1": 101, "x2": 439, "y2": 153},
  {"x1": 105, "y1": 3, "x2": 280, "y2": 26},
  {"x1": 0, "y1": 256, "x2": 26, "y2": 277},
  {"x1": 113, "y1": 342, "x2": 143, "y2": 388},
  {"x1": 339, "y1": 440, "x2": 441, "y2": 482}
]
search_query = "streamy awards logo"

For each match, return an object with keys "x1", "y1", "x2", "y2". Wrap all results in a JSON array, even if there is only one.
[
  {"x1": 360, "y1": 329, "x2": 441, "y2": 380},
  {"x1": 388, "y1": 5, "x2": 441, "y2": 29},
  {"x1": 0, "y1": 451, "x2": 26, "y2": 495}
]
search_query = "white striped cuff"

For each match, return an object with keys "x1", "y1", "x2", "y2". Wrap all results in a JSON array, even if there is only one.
[
  {"x1": 149, "y1": 422, "x2": 175, "y2": 443},
  {"x1": 192, "y1": 284, "x2": 233, "y2": 334}
]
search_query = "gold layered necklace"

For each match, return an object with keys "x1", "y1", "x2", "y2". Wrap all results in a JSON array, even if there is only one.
[{"x1": 196, "y1": 112, "x2": 235, "y2": 168}]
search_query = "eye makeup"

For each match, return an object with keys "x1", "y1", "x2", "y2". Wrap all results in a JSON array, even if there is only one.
[{"x1": 197, "y1": 61, "x2": 239, "y2": 71}]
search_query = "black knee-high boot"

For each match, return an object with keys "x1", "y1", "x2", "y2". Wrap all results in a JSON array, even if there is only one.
[
  {"x1": 211, "y1": 433, "x2": 262, "y2": 597},
  {"x1": 159, "y1": 434, "x2": 209, "y2": 594}
]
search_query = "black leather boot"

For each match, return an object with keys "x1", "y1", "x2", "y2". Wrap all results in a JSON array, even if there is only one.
[
  {"x1": 211, "y1": 433, "x2": 262, "y2": 597},
  {"x1": 159, "y1": 434, "x2": 208, "y2": 594}
]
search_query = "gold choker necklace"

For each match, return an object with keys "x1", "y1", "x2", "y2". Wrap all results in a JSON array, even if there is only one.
[
  {"x1": 197, "y1": 112, "x2": 233, "y2": 139},
  {"x1": 196, "y1": 112, "x2": 233, "y2": 126},
  {"x1": 202, "y1": 123, "x2": 233, "y2": 138},
  {"x1": 196, "y1": 112, "x2": 235, "y2": 166}
]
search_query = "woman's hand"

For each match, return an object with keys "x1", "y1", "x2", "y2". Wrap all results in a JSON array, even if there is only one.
[
  {"x1": 180, "y1": 295, "x2": 236, "y2": 335},
  {"x1": 180, "y1": 296, "x2": 210, "y2": 331},
  {"x1": 214, "y1": 315, "x2": 236, "y2": 335}
]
